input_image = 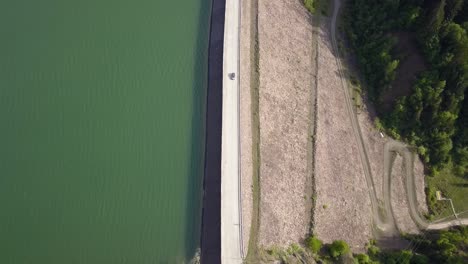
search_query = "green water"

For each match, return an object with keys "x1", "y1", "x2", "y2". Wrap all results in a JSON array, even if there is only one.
[{"x1": 0, "y1": 0, "x2": 210, "y2": 263}]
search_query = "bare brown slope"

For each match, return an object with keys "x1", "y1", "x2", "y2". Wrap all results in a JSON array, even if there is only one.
[
  {"x1": 257, "y1": 0, "x2": 315, "y2": 247},
  {"x1": 313, "y1": 19, "x2": 373, "y2": 252}
]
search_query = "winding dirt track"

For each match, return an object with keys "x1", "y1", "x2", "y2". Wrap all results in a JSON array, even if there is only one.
[
  {"x1": 330, "y1": 0, "x2": 394, "y2": 236},
  {"x1": 330, "y1": 0, "x2": 467, "y2": 235}
]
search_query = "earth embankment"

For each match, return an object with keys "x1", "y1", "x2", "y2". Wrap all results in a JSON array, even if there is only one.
[{"x1": 256, "y1": 0, "x2": 315, "y2": 248}]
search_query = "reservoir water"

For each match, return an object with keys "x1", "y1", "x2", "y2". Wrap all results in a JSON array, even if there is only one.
[{"x1": 0, "y1": 0, "x2": 210, "y2": 263}]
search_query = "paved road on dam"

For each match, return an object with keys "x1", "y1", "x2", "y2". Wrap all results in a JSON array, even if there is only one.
[{"x1": 221, "y1": 0, "x2": 243, "y2": 263}]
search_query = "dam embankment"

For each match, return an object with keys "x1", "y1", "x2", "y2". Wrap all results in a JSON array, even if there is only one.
[{"x1": 200, "y1": 0, "x2": 226, "y2": 263}]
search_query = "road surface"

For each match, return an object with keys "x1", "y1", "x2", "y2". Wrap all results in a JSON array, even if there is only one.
[
  {"x1": 221, "y1": 0, "x2": 243, "y2": 263},
  {"x1": 330, "y1": 0, "x2": 397, "y2": 235}
]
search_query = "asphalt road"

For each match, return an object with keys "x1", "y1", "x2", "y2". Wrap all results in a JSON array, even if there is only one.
[{"x1": 220, "y1": 0, "x2": 243, "y2": 262}]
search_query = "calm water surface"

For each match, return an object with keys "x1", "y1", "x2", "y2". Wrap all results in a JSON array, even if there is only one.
[{"x1": 0, "y1": 1, "x2": 210, "y2": 263}]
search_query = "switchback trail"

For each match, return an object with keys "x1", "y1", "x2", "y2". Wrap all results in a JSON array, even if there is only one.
[{"x1": 330, "y1": 0, "x2": 468, "y2": 237}]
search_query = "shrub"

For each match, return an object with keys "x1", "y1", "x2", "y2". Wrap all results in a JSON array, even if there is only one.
[
  {"x1": 374, "y1": 118, "x2": 384, "y2": 131},
  {"x1": 287, "y1": 243, "x2": 303, "y2": 255},
  {"x1": 367, "y1": 243, "x2": 380, "y2": 256},
  {"x1": 306, "y1": 235, "x2": 322, "y2": 254},
  {"x1": 354, "y1": 253, "x2": 370, "y2": 263},
  {"x1": 382, "y1": 250, "x2": 413, "y2": 264},
  {"x1": 411, "y1": 253, "x2": 429, "y2": 264},
  {"x1": 329, "y1": 240, "x2": 350, "y2": 258},
  {"x1": 350, "y1": 76, "x2": 358, "y2": 85},
  {"x1": 303, "y1": 0, "x2": 315, "y2": 13}
]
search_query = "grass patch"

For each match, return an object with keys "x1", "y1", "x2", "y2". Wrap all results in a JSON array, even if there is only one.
[
  {"x1": 304, "y1": 0, "x2": 330, "y2": 15},
  {"x1": 426, "y1": 163, "x2": 468, "y2": 220},
  {"x1": 306, "y1": 235, "x2": 322, "y2": 254},
  {"x1": 349, "y1": 76, "x2": 363, "y2": 109},
  {"x1": 304, "y1": 0, "x2": 316, "y2": 13},
  {"x1": 245, "y1": 0, "x2": 261, "y2": 262},
  {"x1": 259, "y1": 244, "x2": 312, "y2": 263}
]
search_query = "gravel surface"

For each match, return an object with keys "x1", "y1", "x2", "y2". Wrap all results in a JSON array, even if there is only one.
[
  {"x1": 413, "y1": 156, "x2": 429, "y2": 216},
  {"x1": 357, "y1": 109, "x2": 386, "y2": 203},
  {"x1": 257, "y1": 0, "x2": 315, "y2": 248},
  {"x1": 357, "y1": 105, "x2": 428, "y2": 235},
  {"x1": 391, "y1": 154, "x2": 420, "y2": 234},
  {"x1": 313, "y1": 20, "x2": 372, "y2": 253}
]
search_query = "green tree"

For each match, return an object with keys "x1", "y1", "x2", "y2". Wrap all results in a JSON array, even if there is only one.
[
  {"x1": 306, "y1": 235, "x2": 322, "y2": 254},
  {"x1": 354, "y1": 253, "x2": 371, "y2": 263},
  {"x1": 437, "y1": 237, "x2": 457, "y2": 257},
  {"x1": 445, "y1": 0, "x2": 465, "y2": 21},
  {"x1": 329, "y1": 240, "x2": 350, "y2": 258},
  {"x1": 411, "y1": 253, "x2": 429, "y2": 264},
  {"x1": 454, "y1": 147, "x2": 468, "y2": 176}
]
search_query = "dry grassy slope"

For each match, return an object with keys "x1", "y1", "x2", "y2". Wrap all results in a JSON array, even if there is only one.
[
  {"x1": 240, "y1": 0, "x2": 253, "y2": 255},
  {"x1": 312, "y1": 10, "x2": 429, "y2": 251},
  {"x1": 313, "y1": 20, "x2": 372, "y2": 252},
  {"x1": 252, "y1": 0, "x2": 429, "y2": 254},
  {"x1": 257, "y1": 0, "x2": 314, "y2": 247}
]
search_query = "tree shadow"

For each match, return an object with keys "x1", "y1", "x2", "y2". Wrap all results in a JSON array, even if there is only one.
[{"x1": 451, "y1": 183, "x2": 468, "y2": 188}]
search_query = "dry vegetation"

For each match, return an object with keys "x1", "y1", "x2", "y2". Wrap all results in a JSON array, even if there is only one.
[
  {"x1": 240, "y1": 0, "x2": 254, "y2": 255},
  {"x1": 242, "y1": 0, "x2": 430, "y2": 258},
  {"x1": 313, "y1": 20, "x2": 372, "y2": 252},
  {"x1": 257, "y1": 0, "x2": 315, "y2": 248}
]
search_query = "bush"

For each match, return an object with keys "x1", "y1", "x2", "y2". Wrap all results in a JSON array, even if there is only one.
[
  {"x1": 306, "y1": 235, "x2": 322, "y2": 254},
  {"x1": 411, "y1": 254, "x2": 429, "y2": 264},
  {"x1": 286, "y1": 243, "x2": 303, "y2": 255},
  {"x1": 366, "y1": 239, "x2": 380, "y2": 256},
  {"x1": 303, "y1": 0, "x2": 315, "y2": 13},
  {"x1": 329, "y1": 240, "x2": 350, "y2": 258},
  {"x1": 354, "y1": 253, "x2": 371, "y2": 263},
  {"x1": 374, "y1": 118, "x2": 384, "y2": 131}
]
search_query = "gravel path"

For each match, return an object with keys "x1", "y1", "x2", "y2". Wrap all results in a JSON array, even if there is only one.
[{"x1": 314, "y1": 19, "x2": 372, "y2": 252}]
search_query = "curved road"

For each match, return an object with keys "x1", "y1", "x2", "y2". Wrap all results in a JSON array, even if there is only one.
[
  {"x1": 330, "y1": 0, "x2": 396, "y2": 236},
  {"x1": 330, "y1": 0, "x2": 468, "y2": 235},
  {"x1": 220, "y1": 0, "x2": 243, "y2": 263}
]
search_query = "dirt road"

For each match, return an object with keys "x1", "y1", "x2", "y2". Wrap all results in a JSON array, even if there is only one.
[
  {"x1": 330, "y1": 0, "x2": 397, "y2": 236},
  {"x1": 331, "y1": 0, "x2": 467, "y2": 236}
]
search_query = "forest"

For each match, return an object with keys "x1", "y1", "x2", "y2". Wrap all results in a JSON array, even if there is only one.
[
  {"x1": 345, "y1": 0, "x2": 468, "y2": 177},
  {"x1": 354, "y1": 227, "x2": 468, "y2": 263}
]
